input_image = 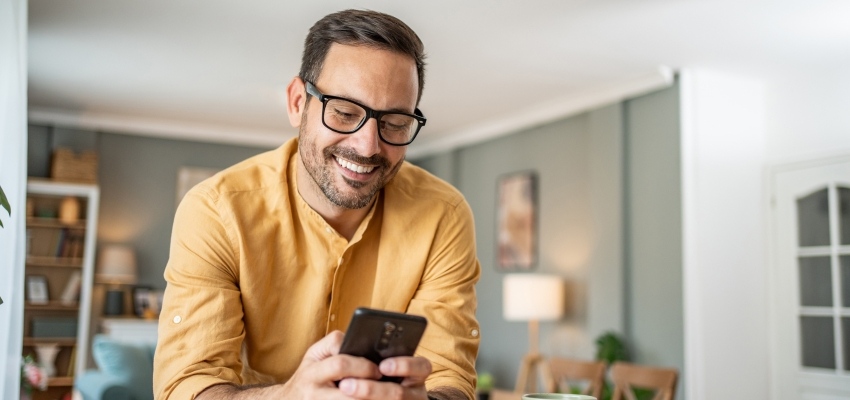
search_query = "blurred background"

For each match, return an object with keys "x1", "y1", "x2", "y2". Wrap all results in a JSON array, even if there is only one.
[{"x1": 3, "y1": 1, "x2": 850, "y2": 400}]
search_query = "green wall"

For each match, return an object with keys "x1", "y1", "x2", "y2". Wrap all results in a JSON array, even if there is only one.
[
  {"x1": 413, "y1": 83, "x2": 683, "y2": 397},
  {"x1": 623, "y1": 84, "x2": 684, "y2": 389},
  {"x1": 414, "y1": 102, "x2": 628, "y2": 389}
]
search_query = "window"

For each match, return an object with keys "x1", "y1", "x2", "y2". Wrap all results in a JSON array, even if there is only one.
[{"x1": 796, "y1": 185, "x2": 850, "y2": 372}]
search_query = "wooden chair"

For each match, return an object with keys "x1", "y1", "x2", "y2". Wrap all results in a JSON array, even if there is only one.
[
  {"x1": 544, "y1": 357, "x2": 607, "y2": 399},
  {"x1": 610, "y1": 362, "x2": 678, "y2": 400},
  {"x1": 489, "y1": 388, "x2": 524, "y2": 400}
]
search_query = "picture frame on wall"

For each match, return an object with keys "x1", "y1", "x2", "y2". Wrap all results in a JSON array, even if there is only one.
[
  {"x1": 26, "y1": 275, "x2": 49, "y2": 304},
  {"x1": 496, "y1": 171, "x2": 537, "y2": 271}
]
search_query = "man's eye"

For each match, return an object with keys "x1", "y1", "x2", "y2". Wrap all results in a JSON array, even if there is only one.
[
  {"x1": 385, "y1": 122, "x2": 407, "y2": 130},
  {"x1": 333, "y1": 108, "x2": 357, "y2": 119}
]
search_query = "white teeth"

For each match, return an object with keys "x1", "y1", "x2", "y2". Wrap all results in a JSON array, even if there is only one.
[{"x1": 336, "y1": 157, "x2": 375, "y2": 174}]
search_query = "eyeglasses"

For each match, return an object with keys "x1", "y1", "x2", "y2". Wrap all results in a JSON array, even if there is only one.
[{"x1": 305, "y1": 81, "x2": 426, "y2": 146}]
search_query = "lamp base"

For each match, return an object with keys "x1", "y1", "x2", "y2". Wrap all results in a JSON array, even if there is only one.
[{"x1": 104, "y1": 289, "x2": 124, "y2": 315}]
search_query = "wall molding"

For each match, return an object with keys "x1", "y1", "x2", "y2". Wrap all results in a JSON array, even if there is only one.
[
  {"x1": 406, "y1": 66, "x2": 674, "y2": 159},
  {"x1": 29, "y1": 67, "x2": 673, "y2": 155},
  {"x1": 28, "y1": 108, "x2": 292, "y2": 148}
]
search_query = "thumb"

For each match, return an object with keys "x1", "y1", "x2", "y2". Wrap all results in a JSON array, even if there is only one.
[{"x1": 303, "y1": 330, "x2": 345, "y2": 364}]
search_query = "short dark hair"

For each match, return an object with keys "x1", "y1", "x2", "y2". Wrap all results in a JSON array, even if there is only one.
[{"x1": 299, "y1": 9, "x2": 427, "y2": 104}]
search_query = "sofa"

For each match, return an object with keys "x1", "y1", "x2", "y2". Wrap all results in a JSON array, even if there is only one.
[{"x1": 75, "y1": 334, "x2": 155, "y2": 400}]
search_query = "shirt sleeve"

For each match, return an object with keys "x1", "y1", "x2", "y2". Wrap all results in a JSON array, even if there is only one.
[
  {"x1": 153, "y1": 186, "x2": 245, "y2": 400},
  {"x1": 407, "y1": 198, "x2": 481, "y2": 400}
]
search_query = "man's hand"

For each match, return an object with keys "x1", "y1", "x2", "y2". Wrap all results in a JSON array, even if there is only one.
[
  {"x1": 197, "y1": 330, "x2": 438, "y2": 399},
  {"x1": 337, "y1": 355, "x2": 432, "y2": 399}
]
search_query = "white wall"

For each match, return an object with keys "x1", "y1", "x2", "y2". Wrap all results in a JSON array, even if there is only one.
[
  {"x1": 680, "y1": 69, "x2": 769, "y2": 400},
  {"x1": 765, "y1": 72, "x2": 850, "y2": 163},
  {"x1": 0, "y1": 0, "x2": 28, "y2": 398}
]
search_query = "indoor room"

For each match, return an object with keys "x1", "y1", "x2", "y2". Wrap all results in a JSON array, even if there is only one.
[{"x1": 2, "y1": 1, "x2": 850, "y2": 400}]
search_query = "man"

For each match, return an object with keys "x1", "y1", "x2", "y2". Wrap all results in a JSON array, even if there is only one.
[{"x1": 153, "y1": 9, "x2": 480, "y2": 400}]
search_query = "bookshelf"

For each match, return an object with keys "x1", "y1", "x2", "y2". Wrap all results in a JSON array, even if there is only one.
[{"x1": 23, "y1": 179, "x2": 99, "y2": 400}]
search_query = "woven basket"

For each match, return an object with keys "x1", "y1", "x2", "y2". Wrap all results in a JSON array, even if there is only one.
[{"x1": 51, "y1": 148, "x2": 98, "y2": 183}]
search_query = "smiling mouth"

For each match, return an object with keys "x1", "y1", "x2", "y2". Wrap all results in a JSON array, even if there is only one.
[{"x1": 334, "y1": 156, "x2": 377, "y2": 174}]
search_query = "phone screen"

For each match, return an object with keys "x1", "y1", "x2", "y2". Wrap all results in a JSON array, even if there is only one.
[{"x1": 338, "y1": 308, "x2": 428, "y2": 383}]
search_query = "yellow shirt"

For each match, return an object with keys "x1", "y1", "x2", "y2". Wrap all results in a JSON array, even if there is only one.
[{"x1": 153, "y1": 138, "x2": 481, "y2": 400}]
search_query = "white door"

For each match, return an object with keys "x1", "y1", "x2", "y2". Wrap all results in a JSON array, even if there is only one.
[{"x1": 773, "y1": 157, "x2": 850, "y2": 400}]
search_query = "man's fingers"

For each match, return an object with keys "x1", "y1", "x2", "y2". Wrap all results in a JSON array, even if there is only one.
[
  {"x1": 379, "y1": 356, "x2": 432, "y2": 383},
  {"x1": 310, "y1": 354, "x2": 382, "y2": 383},
  {"x1": 303, "y1": 330, "x2": 345, "y2": 363},
  {"x1": 338, "y1": 378, "x2": 427, "y2": 400}
]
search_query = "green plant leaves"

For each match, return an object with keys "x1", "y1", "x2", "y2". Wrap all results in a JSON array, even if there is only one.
[
  {"x1": 0, "y1": 184, "x2": 9, "y2": 228},
  {"x1": 595, "y1": 331, "x2": 629, "y2": 364}
]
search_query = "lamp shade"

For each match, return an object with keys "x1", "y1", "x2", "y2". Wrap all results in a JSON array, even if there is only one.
[
  {"x1": 503, "y1": 274, "x2": 564, "y2": 321},
  {"x1": 96, "y1": 245, "x2": 137, "y2": 285}
]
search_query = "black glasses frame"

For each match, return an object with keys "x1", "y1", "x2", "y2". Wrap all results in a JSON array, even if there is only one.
[{"x1": 304, "y1": 81, "x2": 426, "y2": 146}]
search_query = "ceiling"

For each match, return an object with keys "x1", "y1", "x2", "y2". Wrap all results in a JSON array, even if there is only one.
[{"x1": 27, "y1": 0, "x2": 850, "y2": 157}]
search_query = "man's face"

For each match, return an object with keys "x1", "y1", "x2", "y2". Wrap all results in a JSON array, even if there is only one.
[{"x1": 298, "y1": 44, "x2": 418, "y2": 209}]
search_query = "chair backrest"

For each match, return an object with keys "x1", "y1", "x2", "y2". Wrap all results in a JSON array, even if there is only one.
[
  {"x1": 544, "y1": 357, "x2": 607, "y2": 399},
  {"x1": 610, "y1": 362, "x2": 678, "y2": 400},
  {"x1": 489, "y1": 389, "x2": 524, "y2": 400}
]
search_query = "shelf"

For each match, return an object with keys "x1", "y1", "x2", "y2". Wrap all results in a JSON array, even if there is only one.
[
  {"x1": 23, "y1": 337, "x2": 77, "y2": 346},
  {"x1": 25, "y1": 301, "x2": 79, "y2": 311},
  {"x1": 25, "y1": 256, "x2": 83, "y2": 268},
  {"x1": 26, "y1": 218, "x2": 87, "y2": 230},
  {"x1": 47, "y1": 377, "x2": 74, "y2": 387}
]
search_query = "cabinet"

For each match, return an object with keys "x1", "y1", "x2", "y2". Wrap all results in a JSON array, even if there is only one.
[{"x1": 23, "y1": 179, "x2": 99, "y2": 400}]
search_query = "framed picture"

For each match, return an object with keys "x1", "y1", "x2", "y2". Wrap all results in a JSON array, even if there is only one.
[
  {"x1": 132, "y1": 286, "x2": 152, "y2": 317},
  {"x1": 496, "y1": 171, "x2": 537, "y2": 270},
  {"x1": 26, "y1": 275, "x2": 49, "y2": 304},
  {"x1": 176, "y1": 167, "x2": 220, "y2": 207}
]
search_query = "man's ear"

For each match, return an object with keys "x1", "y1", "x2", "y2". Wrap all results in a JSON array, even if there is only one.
[{"x1": 286, "y1": 76, "x2": 307, "y2": 128}]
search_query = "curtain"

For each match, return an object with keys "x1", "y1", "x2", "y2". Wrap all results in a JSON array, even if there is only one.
[{"x1": 0, "y1": 0, "x2": 28, "y2": 397}]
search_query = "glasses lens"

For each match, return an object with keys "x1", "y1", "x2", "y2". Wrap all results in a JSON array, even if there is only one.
[
  {"x1": 324, "y1": 99, "x2": 367, "y2": 133},
  {"x1": 379, "y1": 113, "x2": 419, "y2": 144}
]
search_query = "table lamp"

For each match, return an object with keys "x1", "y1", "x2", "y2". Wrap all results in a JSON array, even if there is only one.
[
  {"x1": 503, "y1": 273, "x2": 565, "y2": 394},
  {"x1": 96, "y1": 244, "x2": 137, "y2": 316}
]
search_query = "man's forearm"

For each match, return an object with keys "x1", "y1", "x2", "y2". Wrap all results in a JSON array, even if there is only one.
[
  {"x1": 196, "y1": 383, "x2": 281, "y2": 400},
  {"x1": 428, "y1": 386, "x2": 471, "y2": 400},
  {"x1": 198, "y1": 382, "x2": 469, "y2": 400}
]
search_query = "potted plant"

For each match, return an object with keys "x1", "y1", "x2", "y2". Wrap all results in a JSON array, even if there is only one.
[
  {"x1": 594, "y1": 331, "x2": 654, "y2": 400},
  {"x1": 476, "y1": 372, "x2": 494, "y2": 400}
]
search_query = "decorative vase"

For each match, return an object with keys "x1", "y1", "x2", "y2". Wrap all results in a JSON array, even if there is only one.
[
  {"x1": 34, "y1": 344, "x2": 60, "y2": 377},
  {"x1": 58, "y1": 196, "x2": 80, "y2": 225}
]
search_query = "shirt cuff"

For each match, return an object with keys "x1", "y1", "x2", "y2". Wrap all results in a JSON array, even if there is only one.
[
  {"x1": 165, "y1": 374, "x2": 234, "y2": 400},
  {"x1": 426, "y1": 373, "x2": 475, "y2": 400}
]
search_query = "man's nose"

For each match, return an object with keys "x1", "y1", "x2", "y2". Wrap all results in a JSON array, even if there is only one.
[{"x1": 348, "y1": 117, "x2": 381, "y2": 159}]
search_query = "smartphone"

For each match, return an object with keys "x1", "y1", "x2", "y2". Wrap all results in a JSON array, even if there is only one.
[{"x1": 338, "y1": 307, "x2": 428, "y2": 383}]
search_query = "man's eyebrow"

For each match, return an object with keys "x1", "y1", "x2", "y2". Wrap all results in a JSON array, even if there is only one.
[
  {"x1": 332, "y1": 91, "x2": 414, "y2": 114},
  {"x1": 382, "y1": 106, "x2": 414, "y2": 114}
]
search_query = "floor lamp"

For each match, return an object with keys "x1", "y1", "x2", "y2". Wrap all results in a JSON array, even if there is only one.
[{"x1": 503, "y1": 274, "x2": 565, "y2": 394}]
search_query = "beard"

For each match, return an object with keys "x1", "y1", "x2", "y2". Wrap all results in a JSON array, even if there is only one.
[{"x1": 299, "y1": 120, "x2": 404, "y2": 210}]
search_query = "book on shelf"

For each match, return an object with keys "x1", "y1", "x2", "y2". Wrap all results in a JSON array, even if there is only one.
[
  {"x1": 60, "y1": 271, "x2": 82, "y2": 305},
  {"x1": 26, "y1": 228, "x2": 85, "y2": 261}
]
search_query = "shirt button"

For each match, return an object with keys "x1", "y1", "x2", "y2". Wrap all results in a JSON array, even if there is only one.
[
  {"x1": 173, "y1": 315, "x2": 182, "y2": 324},
  {"x1": 330, "y1": 314, "x2": 336, "y2": 321},
  {"x1": 326, "y1": 227, "x2": 333, "y2": 234},
  {"x1": 471, "y1": 329, "x2": 479, "y2": 337}
]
